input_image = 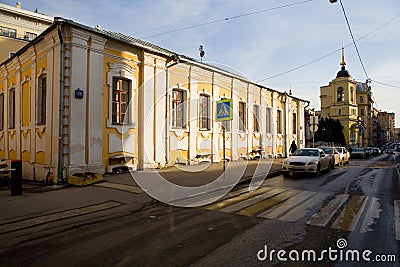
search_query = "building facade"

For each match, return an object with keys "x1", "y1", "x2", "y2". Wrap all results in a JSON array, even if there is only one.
[
  {"x1": 0, "y1": 2, "x2": 53, "y2": 63},
  {"x1": 0, "y1": 19, "x2": 306, "y2": 183},
  {"x1": 320, "y1": 47, "x2": 377, "y2": 147}
]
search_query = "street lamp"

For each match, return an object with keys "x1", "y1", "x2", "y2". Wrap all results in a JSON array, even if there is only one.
[
  {"x1": 329, "y1": 0, "x2": 337, "y2": 3},
  {"x1": 322, "y1": 127, "x2": 326, "y2": 145}
]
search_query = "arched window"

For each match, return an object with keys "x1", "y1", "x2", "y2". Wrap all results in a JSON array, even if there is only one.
[{"x1": 337, "y1": 87, "x2": 344, "y2": 102}]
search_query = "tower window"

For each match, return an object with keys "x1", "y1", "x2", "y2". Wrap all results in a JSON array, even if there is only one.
[{"x1": 337, "y1": 87, "x2": 344, "y2": 102}]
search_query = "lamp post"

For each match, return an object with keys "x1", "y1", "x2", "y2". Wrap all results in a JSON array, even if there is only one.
[{"x1": 322, "y1": 127, "x2": 326, "y2": 145}]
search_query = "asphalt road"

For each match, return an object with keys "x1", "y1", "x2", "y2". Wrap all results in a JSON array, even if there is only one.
[{"x1": 0, "y1": 154, "x2": 399, "y2": 266}]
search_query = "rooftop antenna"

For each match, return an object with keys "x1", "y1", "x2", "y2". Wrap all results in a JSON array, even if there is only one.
[{"x1": 199, "y1": 45, "x2": 205, "y2": 62}]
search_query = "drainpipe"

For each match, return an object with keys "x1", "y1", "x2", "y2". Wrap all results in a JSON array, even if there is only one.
[
  {"x1": 56, "y1": 18, "x2": 65, "y2": 184},
  {"x1": 164, "y1": 54, "x2": 180, "y2": 165},
  {"x1": 283, "y1": 93, "x2": 288, "y2": 157}
]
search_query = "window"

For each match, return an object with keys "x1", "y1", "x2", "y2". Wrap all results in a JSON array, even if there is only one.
[
  {"x1": 9, "y1": 90, "x2": 15, "y2": 129},
  {"x1": 360, "y1": 96, "x2": 365, "y2": 103},
  {"x1": 0, "y1": 94, "x2": 4, "y2": 130},
  {"x1": 238, "y1": 102, "x2": 246, "y2": 131},
  {"x1": 292, "y1": 113, "x2": 297, "y2": 134},
  {"x1": 266, "y1": 107, "x2": 271, "y2": 133},
  {"x1": 24, "y1": 32, "x2": 37, "y2": 41},
  {"x1": 337, "y1": 87, "x2": 344, "y2": 102},
  {"x1": 112, "y1": 78, "x2": 130, "y2": 124},
  {"x1": 199, "y1": 94, "x2": 210, "y2": 130},
  {"x1": 172, "y1": 89, "x2": 186, "y2": 128},
  {"x1": 277, "y1": 110, "x2": 282, "y2": 134},
  {"x1": 361, "y1": 109, "x2": 365, "y2": 116},
  {"x1": 338, "y1": 109, "x2": 342, "y2": 115},
  {"x1": 0, "y1": 26, "x2": 17, "y2": 38},
  {"x1": 37, "y1": 75, "x2": 46, "y2": 124},
  {"x1": 350, "y1": 87, "x2": 354, "y2": 102},
  {"x1": 253, "y1": 105, "x2": 260, "y2": 132}
]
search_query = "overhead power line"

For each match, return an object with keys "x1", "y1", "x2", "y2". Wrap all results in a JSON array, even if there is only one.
[
  {"x1": 257, "y1": 14, "x2": 400, "y2": 83},
  {"x1": 143, "y1": 0, "x2": 313, "y2": 39},
  {"x1": 338, "y1": 0, "x2": 369, "y2": 79},
  {"x1": 371, "y1": 79, "x2": 400, "y2": 89}
]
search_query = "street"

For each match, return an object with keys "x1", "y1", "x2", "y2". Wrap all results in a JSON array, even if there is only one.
[{"x1": 0, "y1": 154, "x2": 399, "y2": 266}]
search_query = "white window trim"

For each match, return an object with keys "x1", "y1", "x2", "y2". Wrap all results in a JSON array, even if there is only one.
[
  {"x1": 107, "y1": 62, "x2": 136, "y2": 134},
  {"x1": 198, "y1": 92, "x2": 211, "y2": 131},
  {"x1": 266, "y1": 107, "x2": 272, "y2": 134},
  {"x1": 253, "y1": 104, "x2": 260, "y2": 133},
  {"x1": 238, "y1": 101, "x2": 247, "y2": 133},
  {"x1": 170, "y1": 87, "x2": 188, "y2": 131}
]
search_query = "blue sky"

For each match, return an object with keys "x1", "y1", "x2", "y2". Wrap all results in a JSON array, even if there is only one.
[{"x1": 3, "y1": 0, "x2": 400, "y2": 126}]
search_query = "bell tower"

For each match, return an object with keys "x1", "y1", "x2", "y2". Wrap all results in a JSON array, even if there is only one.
[{"x1": 320, "y1": 46, "x2": 359, "y2": 145}]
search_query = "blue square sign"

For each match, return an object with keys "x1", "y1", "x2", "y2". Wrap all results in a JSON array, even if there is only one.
[{"x1": 216, "y1": 99, "x2": 233, "y2": 122}]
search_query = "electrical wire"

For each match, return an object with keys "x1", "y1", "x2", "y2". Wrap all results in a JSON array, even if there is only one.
[
  {"x1": 371, "y1": 79, "x2": 400, "y2": 89},
  {"x1": 142, "y1": 0, "x2": 313, "y2": 39},
  {"x1": 338, "y1": 0, "x2": 369, "y2": 80},
  {"x1": 257, "y1": 14, "x2": 400, "y2": 83}
]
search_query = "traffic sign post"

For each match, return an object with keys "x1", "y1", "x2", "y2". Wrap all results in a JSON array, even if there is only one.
[
  {"x1": 309, "y1": 116, "x2": 319, "y2": 148},
  {"x1": 216, "y1": 99, "x2": 233, "y2": 174}
]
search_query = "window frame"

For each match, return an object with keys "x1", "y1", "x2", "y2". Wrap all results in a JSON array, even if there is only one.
[
  {"x1": 0, "y1": 94, "x2": 4, "y2": 131},
  {"x1": 253, "y1": 104, "x2": 260, "y2": 132},
  {"x1": 198, "y1": 93, "x2": 210, "y2": 131},
  {"x1": 277, "y1": 109, "x2": 282, "y2": 134},
  {"x1": 112, "y1": 77, "x2": 131, "y2": 125},
  {"x1": 37, "y1": 75, "x2": 47, "y2": 125},
  {"x1": 238, "y1": 101, "x2": 247, "y2": 132},
  {"x1": 292, "y1": 112, "x2": 297, "y2": 134},
  {"x1": 265, "y1": 107, "x2": 272, "y2": 133},
  {"x1": 8, "y1": 89, "x2": 15, "y2": 129},
  {"x1": 171, "y1": 88, "x2": 187, "y2": 129},
  {"x1": 337, "y1": 87, "x2": 344, "y2": 102}
]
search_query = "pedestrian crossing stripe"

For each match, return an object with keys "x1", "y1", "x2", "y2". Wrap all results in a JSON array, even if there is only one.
[{"x1": 202, "y1": 185, "x2": 400, "y2": 239}]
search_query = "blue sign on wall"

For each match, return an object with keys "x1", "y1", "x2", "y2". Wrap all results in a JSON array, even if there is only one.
[{"x1": 75, "y1": 88, "x2": 84, "y2": 99}]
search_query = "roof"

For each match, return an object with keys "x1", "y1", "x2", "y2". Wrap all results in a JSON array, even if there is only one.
[
  {"x1": 0, "y1": 3, "x2": 53, "y2": 23},
  {"x1": 1, "y1": 18, "x2": 308, "y2": 103}
]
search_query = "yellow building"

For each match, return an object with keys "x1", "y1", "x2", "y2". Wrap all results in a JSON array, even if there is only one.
[
  {"x1": 0, "y1": 18, "x2": 307, "y2": 183},
  {"x1": 0, "y1": 2, "x2": 53, "y2": 63},
  {"x1": 320, "y1": 47, "x2": 376, "y2": 147}
]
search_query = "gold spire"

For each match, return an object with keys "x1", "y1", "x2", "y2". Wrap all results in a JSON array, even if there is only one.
[{"x1": 341, "y1": 44, "x2": 346, "y2": 67}]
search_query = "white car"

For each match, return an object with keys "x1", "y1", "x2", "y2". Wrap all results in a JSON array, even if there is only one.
[
  {"x1": 319, "y1": 146, "x2": 341, "y2": 167},
  {"x1": 282, "y1": 148, "x2": 332, "y2": 177},
  {"x1": 336, "y1": 146, "x2": 350, "y2": 165}
]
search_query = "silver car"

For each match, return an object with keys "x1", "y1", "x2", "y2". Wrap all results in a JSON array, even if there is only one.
[{"x1": 282, "y1": 148, "x2": 332, "y2": 177}]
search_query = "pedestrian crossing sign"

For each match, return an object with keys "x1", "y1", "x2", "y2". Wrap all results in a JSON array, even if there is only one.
[{"x1": 216, "y1": 99, "x2": 233, "y2": 122}]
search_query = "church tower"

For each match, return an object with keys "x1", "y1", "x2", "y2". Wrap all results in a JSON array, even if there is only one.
[{"x1": 320, "y1": 46, "x2": 360, "y2": 145}]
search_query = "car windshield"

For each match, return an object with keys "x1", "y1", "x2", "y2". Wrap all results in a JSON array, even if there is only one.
[
  {"x1": 292, "y1": 149, "x2": 319, "y2": 157},
  {"x1": 353, "y1": 148, "x2": 364, "y2": 152},
  {"x1": 321, "y1": 147, "x2": 333, "y2": 154}
]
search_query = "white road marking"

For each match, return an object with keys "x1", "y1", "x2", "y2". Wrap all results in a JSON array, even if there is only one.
[
  {"x1": 258, "y1": 190, "x2": 317, "y2": 219},
  {"x1": 307, "y1": 194, "x2": 349, "y2": 227},
  {"x1": 279, "y1": 192, "x2": 329, "y2": 222}
]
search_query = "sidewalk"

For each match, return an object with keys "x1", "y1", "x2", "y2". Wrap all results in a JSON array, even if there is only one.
[
  {"x1": 104, "y1": 157, "x2": 284, "y2": 187},
  {"x1": 0, "y1": 158, "x2": 284, "y2": 197}
]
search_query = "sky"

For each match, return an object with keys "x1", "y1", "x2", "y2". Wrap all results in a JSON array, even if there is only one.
[{"x1": 2, "y1": 0, "x2": 400, "y2": 126}]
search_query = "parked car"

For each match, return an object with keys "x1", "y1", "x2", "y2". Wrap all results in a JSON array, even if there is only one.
[
  {"x1": 319, "y1": 146, "x2": 340, "y2": 167},
  {"x1": 350, "y1": 147, "x2": 367, "y2": 158},
  {"x1": 336, "y1": 146, "x2": 350, "y2": 164},
  {"x1": 282, "y1": 148, "x2": 332, "y2": 177}
]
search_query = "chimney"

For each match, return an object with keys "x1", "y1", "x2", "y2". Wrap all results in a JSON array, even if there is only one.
[{"x1": 16, "y1": 2, "x2": 21, "y2": 9}]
